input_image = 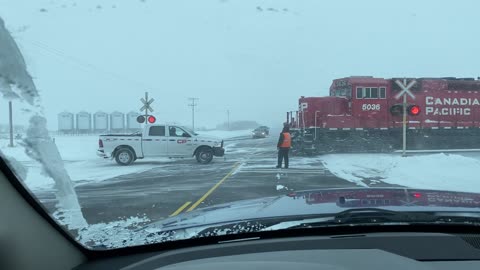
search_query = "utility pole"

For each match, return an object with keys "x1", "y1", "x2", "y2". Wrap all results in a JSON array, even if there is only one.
[
  {"x1": 188, "y1": 98, "x2": 199, "y2": 130},
  {"x1": 227, "y1": 110, "x2": 230, "y2": 130},
  {"x1": 8, "y1": 101, "x2": 13, "y2": 147}
]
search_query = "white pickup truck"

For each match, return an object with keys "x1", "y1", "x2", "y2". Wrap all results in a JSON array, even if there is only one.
[{"x1": 97, "y1": 124, "x2": 225, "y2": 165}]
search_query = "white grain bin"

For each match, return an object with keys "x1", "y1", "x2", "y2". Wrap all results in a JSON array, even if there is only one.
[
  {"x1": 76, "y1": 111, "x2": 91, "y2": 133},
  {"x1": 110, "y1": 111, "x2": 125, "y2": 132},
  {"x1": 93, "y1": 111, "x2": 108, "y2": 132},
  {"x1": 58, "y1": 111, "x2": 74, "y2": 133},
  {"x1": 126, "y1": 111, "x2": 142, "y2": 131}
]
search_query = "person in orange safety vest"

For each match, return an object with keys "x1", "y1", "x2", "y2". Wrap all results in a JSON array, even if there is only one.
[{"x1": 276, "y1": 125, "x2": 291, "y2": 169}]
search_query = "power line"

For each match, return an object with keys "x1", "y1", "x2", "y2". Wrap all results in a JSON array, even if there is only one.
[
  {"x1": 17, "y1": 37, "x2": 161, "y2": 91},
  {"x1": 188, "y1": 98, "x2": 198, "y2": 130}
]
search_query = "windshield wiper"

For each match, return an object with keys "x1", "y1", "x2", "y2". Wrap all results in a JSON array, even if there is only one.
[
  {"x1": 258, "y1": 208, "x2": 416, "y2": 231},
  {"x1": 332, "y1": 208, "x2": 425, "y2": 224}
]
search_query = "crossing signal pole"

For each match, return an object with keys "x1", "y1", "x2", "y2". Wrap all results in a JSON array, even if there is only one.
[{"x1": 394, "y1": 78, "x2": 417, "y2": 157}]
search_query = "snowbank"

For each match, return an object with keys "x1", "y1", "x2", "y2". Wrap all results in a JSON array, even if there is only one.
[
  {"x1": 0, "y1": 136, "x2": 169, "y2": 191},
  {"x1": 321, "y1": 153, "x2": 480, "y2": 193},
  {"x1": 0, "y1": 136, "x2": 98, "y2": 162}
]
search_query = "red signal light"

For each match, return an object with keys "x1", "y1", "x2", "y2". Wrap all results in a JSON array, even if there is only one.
[
  {"x1": 413, "y1": 193, "x2": 422, "y2": 198},
  {"x1": 147, "y1": 115, "x2": 156, "y2": 123},
  {"x1": 410, "y1": 106, "x2": 420, "y2": 115},
  {"x1": 408, "y1": 105, "x2": 421, "y2": 116}
]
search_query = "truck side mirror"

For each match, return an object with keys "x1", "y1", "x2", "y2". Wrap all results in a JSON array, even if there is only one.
[{"x1": 182, "y1": 133, "x2": 191, "y2": 138}]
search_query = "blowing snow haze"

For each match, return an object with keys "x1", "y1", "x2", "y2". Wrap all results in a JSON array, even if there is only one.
[{"x1": 0, "y1": 0, "x2": 479, "y2": 130}]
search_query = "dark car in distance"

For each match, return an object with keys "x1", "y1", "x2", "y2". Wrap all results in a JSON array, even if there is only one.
[{"x1": 252, "y1": 126, "x2": 269, "y2": 138}]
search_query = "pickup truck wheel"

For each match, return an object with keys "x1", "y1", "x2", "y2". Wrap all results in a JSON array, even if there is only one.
[
  {"x1": 115, "y1": 148, "x2": 134, "y2": 166},
  {"x1": 196, "y1": 148, "x2": 213, "y2": 164}
]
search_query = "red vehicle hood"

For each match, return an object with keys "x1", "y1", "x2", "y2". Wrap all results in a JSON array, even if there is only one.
[{"x1": 150, "y1": 187, "x2": 480, "y2": 233}]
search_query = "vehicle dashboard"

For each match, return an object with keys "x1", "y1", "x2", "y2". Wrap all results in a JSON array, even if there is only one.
[{"x1": 76, "y1": 232, "x2": 480, "y2": 270}]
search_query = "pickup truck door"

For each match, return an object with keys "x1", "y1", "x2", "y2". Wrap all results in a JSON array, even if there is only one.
[
  {"x1": 167, "y1": 126, "x2": 195, "y2": 157},
  {"x1": 142, "y1": 125, "x2": 168, "y2": 157}
]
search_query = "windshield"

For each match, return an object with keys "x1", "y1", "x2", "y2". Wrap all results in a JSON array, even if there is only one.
[
  {"x1": 181, "y1": 126, "x2": 198, "y2": 136},
  {"x1": 2, "y1": 0, "x2": 480, "y2": 250}
]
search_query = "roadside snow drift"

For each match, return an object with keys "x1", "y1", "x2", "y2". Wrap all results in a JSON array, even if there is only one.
[{"x1": 321, "y1": 153, "x2": 480, "y2": 193}]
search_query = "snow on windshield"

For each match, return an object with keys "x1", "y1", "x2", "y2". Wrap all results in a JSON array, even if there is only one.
[{"x1": 1, "y1": 16, "x2": 87, "y2": 230}]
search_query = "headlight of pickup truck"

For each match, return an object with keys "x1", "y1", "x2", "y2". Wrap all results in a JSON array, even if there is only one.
[{"x1": 213, "y1": 141, "x2": 221, "y2": 147}]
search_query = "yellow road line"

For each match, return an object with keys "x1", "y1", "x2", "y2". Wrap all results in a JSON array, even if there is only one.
[
  {"x1": 187, "y1": 162, "x2": 241, "y2": 212},
  {"x1": 169, "y1": 201, "x2": 191, "y2": 217}
]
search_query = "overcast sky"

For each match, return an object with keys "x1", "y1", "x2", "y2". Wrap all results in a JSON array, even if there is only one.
[{"x1": 0, "y1": 0, "x2": 479, "y2": 130}]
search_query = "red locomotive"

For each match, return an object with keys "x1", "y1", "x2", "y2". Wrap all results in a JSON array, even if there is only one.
[{"x1": 287, "y1": 76, "x2": 480, "y2": 153}]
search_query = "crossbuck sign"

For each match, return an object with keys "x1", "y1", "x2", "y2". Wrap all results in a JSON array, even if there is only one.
[
  {"x1": 140, "y1": 92, "x2": 154, "y2": 114},
  {"x1": 395, "y1": 79, "x2": 417, "y2": 100}
]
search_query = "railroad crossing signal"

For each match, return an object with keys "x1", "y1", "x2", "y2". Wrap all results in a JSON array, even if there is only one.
[
  {"x1": 138, "y1": 92, "x2": 156, "y2": 124},
  {"x1": 394, "y1": 79, "x2": 417, "y2": 157},
  {"x1": 136, "y1": 115, "x2": 156, "y2": 124},
  {"x1": 140, "y1": 92, "x2": 154, "y2": 113},
  {"x1": 395, "y1": 79, "x2": 416, "y2": 100},
  {"x1": 390, "y1": 104, "x2": 421, "y2": 116}
]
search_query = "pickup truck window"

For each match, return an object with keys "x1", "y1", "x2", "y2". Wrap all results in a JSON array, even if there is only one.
[
  {"x1": 149, "y1": 126, "x2": 166, "y2": 136},
  {"x1": 169, "y1": 126, "x2": 190, "y2": 137}
]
